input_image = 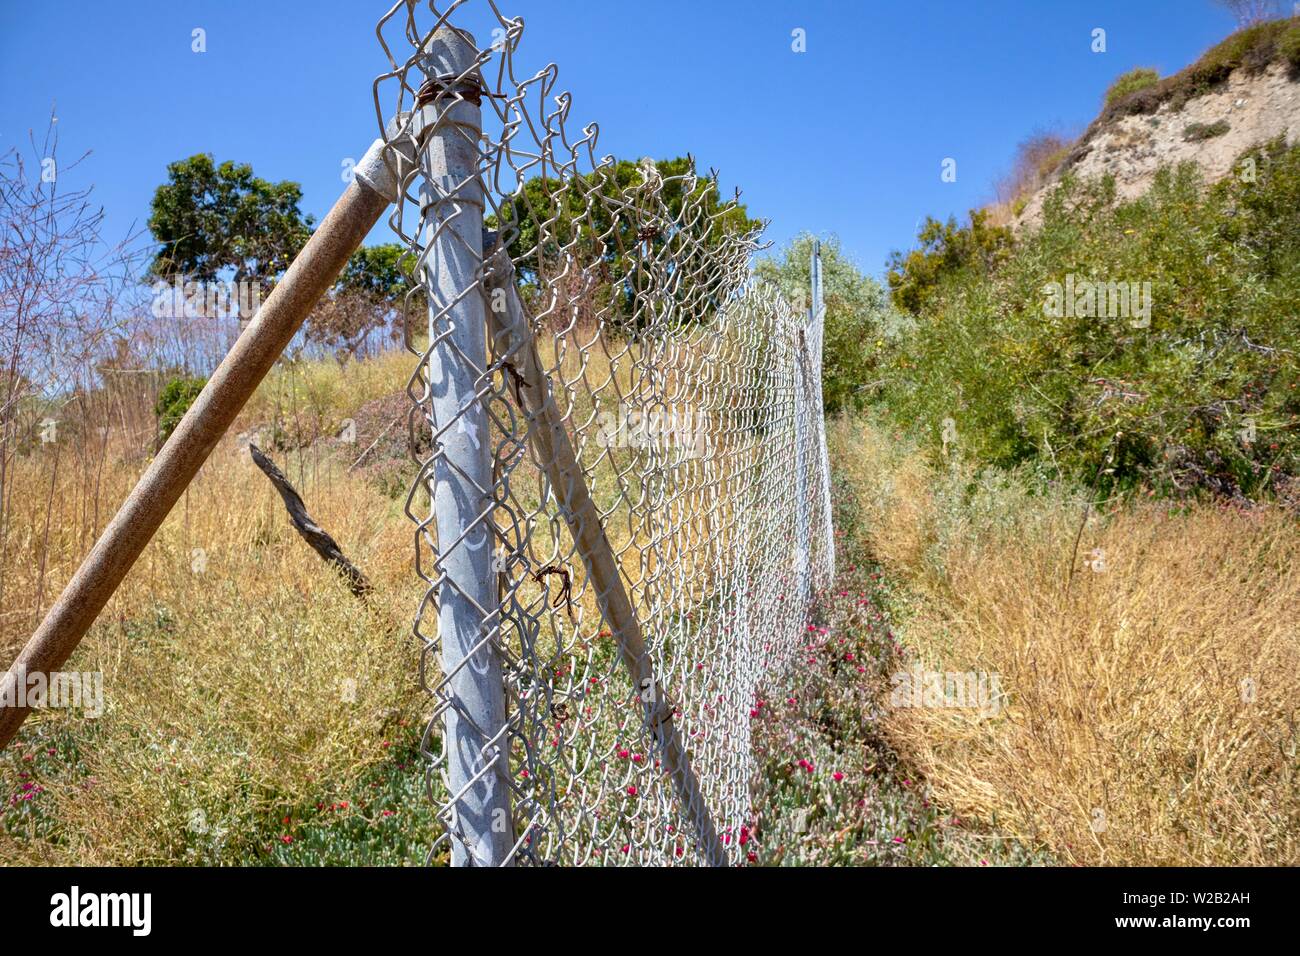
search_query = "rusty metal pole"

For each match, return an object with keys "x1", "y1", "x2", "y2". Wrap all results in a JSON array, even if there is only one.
[{"x1": 0, "y1": 139, "x2": 403, "y2": 750}]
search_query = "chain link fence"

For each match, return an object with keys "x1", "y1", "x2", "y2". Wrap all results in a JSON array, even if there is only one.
[{"x1": 373, "y1": 0, "x2": 833, "y2": 866}]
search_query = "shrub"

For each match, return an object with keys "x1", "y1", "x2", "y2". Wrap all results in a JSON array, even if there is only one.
[
  {"x1": 1279, "y1": 21, "x2": 1300, "y2": 71},
  {"x1": 155, "y1": 375, "x2": 207, "y2": 442},
  {"x1": 1104, "y1": 67, "x2": 1159, "y2": 107},
  {"x1": 885, "y1": 210, "x2": 1013, "y2": 318},
  {"x1": 755, "y1": 234, "x2": 896, "y2": 414},
  {"x1": 994, "y1": 132, "x2": 1074, "y2": 208},
  {"x1": 878, "y1": 138, "x2": 1300, "y2": 500},
  {"x1": 1183, "y1": 119, "x2": 1231, "y2": 141}
]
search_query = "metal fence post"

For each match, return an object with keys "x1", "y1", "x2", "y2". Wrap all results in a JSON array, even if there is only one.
[
  {"x1": 416, "y1": 26, "x2": 514, "y2": 867},
  {"x1": 809, "y1": 239, "x2": 835, "y2": 585},
  {"x1": 792, "y1": 272, "x2": 814, "y2": 607}
]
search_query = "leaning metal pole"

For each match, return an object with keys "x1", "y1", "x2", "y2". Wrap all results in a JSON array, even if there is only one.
[
  {"x1": 415, "y1": 27, "x2": 515, "y2": 867},
  {"x1": 0, "y1": 140, "x2": 401, "y2": 751}
]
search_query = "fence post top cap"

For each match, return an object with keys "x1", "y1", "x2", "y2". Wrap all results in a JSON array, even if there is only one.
[{"x1": 418, "y1": 25, "x2": 480, "y2": 76}]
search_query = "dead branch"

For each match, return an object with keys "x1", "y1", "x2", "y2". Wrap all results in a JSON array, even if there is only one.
[{"x1": 248, "y1": 442, "x2": 372, "y2": 598}]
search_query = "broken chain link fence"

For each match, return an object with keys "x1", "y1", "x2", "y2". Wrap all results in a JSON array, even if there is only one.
[{"x1": 373, "y1": 0, "x2": 834, "y2": 866}]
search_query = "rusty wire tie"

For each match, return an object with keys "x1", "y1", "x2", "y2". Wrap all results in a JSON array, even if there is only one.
[
  {"x1": 533, "y1": 565, "x2": 575, "y2": 620},
  {"x1": 416, "y1": 73, "x2": 507, "y2": 108}
]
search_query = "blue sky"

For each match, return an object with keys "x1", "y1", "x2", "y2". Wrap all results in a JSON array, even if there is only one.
[{"x1": 0, "y1": 0, "x2": 1248, "y2": 280}]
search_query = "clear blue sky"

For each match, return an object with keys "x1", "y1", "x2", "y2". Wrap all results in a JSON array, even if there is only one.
[{"x1": 0, "y1": 0, "x2": 1246, "y2": 280}]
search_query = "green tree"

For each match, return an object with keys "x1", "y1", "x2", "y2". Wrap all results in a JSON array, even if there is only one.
[
  {"x1": 147, "y1": 154, "x2": 313, "y2": 285},
  {"x1": 337, "y1": 243, "x2": 412, "y2": 302},
  {"x1": 491, "y1": 157, "x2": 761, "y2": 331},
  {"x1": 755, "y1": 234, "x2": 896, "y2": 414},
  {"x1": 885, "y1": 210, "x2": 1013, "y2": 317}
]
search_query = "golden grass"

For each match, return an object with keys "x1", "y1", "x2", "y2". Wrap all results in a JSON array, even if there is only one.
[
  {"x1": 0, "y1": 331, "x2": 723, "y2": 862},
  {"x1": 831, "y1": 414, "x2": 1300, "y2": 866},
  {"x1": 1, "y1": 361, "x2": 422, "y2": 863}
]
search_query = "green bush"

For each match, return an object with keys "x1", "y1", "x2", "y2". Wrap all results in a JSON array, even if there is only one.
[
  {"x1": 1279, "y1": 22, "x2": 1300, "y2": 71},
  {"x1": 1105, "y1": 68, "x2": 1160, "y2": 107},
  {"x1": 1184, "y1": 119, "x2": 1231, "y2": 141},
  {"x1": 885, "y1": 210, "x2": 1013, "y2": 318},
  {"x1": 877, "y1": 138, "x2": 1300, "y2": 500},
  {"x1": 755, "y1": 234, "x2": 896, "y2": 414},
  {"x1": 155, "y1": 375, "x2": 208, "y2": 442}
]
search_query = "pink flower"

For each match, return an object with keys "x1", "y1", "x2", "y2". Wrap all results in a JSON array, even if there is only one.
[
  {"x1": 626, "y1": 785, "x2": 637, "y2": 797},
  {"x1": 832, "y1": 771, "x2": 843, "y2": 782}
]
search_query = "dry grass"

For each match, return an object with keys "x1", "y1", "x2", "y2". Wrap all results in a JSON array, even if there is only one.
[
  {"x1": 0, "y1": 329, "x2": 720, "y2": 863},
  {"x1": 831, "y1": 415, "x2": 1300, "y2": 866},
  {"x1": 1, "y1": 360, "x2": 423, "y2": 864}
]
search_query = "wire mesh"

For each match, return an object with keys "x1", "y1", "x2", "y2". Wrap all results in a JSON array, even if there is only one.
[{"x1": 372, "y1": 0, "x2": 834, "y2": 866}]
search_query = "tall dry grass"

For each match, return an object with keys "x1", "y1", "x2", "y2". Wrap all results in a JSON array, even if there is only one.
[
  {"x1": 832, "y1": 414, "x2": 1300, "y2": 865},
  {"x1": 0, "y1": 329, "x2": 699, "y2": 863},
  {"x1": 0, "y1": 358, "x2": 422, "y2": 864}
]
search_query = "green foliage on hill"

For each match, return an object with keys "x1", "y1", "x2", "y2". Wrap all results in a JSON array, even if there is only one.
[
  {"x1": 155, "y1": 375, "x2": 207, "y2": 442},
  {"x1": 756, "y1": 235, "x2": 896, "y2": 415},
  {"x1": 879, "y1": 138, "x2": 1300, "y2": 500},
  {"x1": 1105, "y1": 67, "x2": 1160, "y2": 107},
  {"x1": 885, "y1": 211, "x2": 1013, "y2": 319}
]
